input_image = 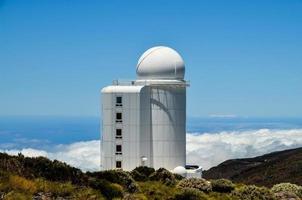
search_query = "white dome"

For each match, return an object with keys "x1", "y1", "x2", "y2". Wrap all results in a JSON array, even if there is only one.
[
  {"x1": 173, "y1": 166, "x2": 187, "y2": 175},
  {"x1": 136, "y1": 46, "x2": 185, "y2": 80}
]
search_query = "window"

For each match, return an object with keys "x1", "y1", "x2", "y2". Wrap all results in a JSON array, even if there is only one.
[
  {"x1": 116, "y1": 112, "x2": 122, "y2": 123},
  {"x1": 116, "y1": 161, "x2": 122, "y2": 168},
  {"x1": 116, "y1": 96, "x2": 122, "y2": 106},
  {"x1": 116, "y1": 129, "x2": 122, "y2": 139},
  {"x1": 116, "y1": 145, "x2": 122, "y2": 155}
]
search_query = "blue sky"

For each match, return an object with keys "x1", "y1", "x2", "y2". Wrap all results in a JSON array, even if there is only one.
[{"x1": 0, "y1": 0, "x2": 301, "y2": 117}]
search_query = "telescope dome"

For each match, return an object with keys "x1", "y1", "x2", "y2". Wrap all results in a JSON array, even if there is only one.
[{"x1": 136, "y1": 46, "x2": 185, "y2": 80}]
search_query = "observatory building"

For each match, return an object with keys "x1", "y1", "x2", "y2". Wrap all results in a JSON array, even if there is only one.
[{"x1": 101, "y1": 46, "x2": 192, "y2": 172}]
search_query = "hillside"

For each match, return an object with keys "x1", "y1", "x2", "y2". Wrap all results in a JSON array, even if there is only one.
[
  {"x1": 203, "y1": 147, "x2": 302, "y2": 187},
  {"x1": 0, "y1": 150, "x2": 302, "y2": 199}
]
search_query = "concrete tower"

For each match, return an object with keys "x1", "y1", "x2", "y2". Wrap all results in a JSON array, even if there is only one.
[{"x1": 101, "y1": 46, "x2": 188, "y2": 171}]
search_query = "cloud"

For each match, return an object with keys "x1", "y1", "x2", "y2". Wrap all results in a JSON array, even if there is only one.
[
  {"x1": 1, "y1": 129, "x2": 302, "y2": 171},
  {"x1": 186, "y1": 129, "x2": 302, "y2": 169},
  {"x1": 1, "y1": 140, "x2": 100, "y2": 172}
]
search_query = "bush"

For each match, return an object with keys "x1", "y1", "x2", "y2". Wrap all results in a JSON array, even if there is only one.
[
  {"x1": 177, "y1": 178, "x2": 212, "y2": 193},
  {"x1": 88, "y1": 178, "x2": 123, "y2": 199},
  {"x1": 35, "y1": 178, "x2": 74, "y2": 197},
  {"x1": 133, "y1": 166, "x2": 155, "y2": 177},
  {"x1": 72, "y1": 187, "x2": 105, "y2": 200},
  {"x1": 271, "y1": 183, "x2": 302, "y2": 198},
  {"x1": 211, "y1": 179, "x2": 235, "y2": 193},
  {"x1": 138, "y1": 181, "x2": 177, "y2": 200},
  {"x1": 131, "y1": 166, "x2": 155, "y2": 181},
  {"x1": 2, "y1": 191, "x2": 31, "y2": 200},
  {"x1": 174, "y1": 173, "x2": 184, "y2": 181},
  {"x1": 88, "y1": 170, "x2": 139, "y2": 193},
  {"x1": 9, "y1": 175, "x2": 37, "y2": 194},
  {"x1": 123, "y1": 193, "x2": 148, "y2": 200},
  {"x1": 173, "y1": 188, "x2": 207, "y2": 200},
  {"x1": 130, "y1": 170, "x2": 147, "y2": 182},
  {"x1": 274, "y1": 191, "x2": 300, "y2": 200},
  {"x1": 231, "y1": 185, "x2": 276, "y2": 200},
  {"x1": 149, "y1": 168, "x2": 176, "y2": 186},
  {"x1": 0, "y1": 153, "x2": 87, "y2": 185}
]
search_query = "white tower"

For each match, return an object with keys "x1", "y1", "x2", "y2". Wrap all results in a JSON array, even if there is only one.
[{"x1": 101, "y1": 46, "x2": 188, "y2": 171}]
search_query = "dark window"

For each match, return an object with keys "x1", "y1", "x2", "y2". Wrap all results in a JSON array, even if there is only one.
[
  {"x1": 116, "y1": 161, "x2": 122, "y2": 168},
  {"x1": 115, "y1": 144, "x2": 122, "y2": 154},
  {"x1": 116, "y1": 129, "x2": 122, "y2": 139},
  {"x1": 116, "y1": 113, "x2": 122, "y2": 123},
  {"x1": 116, "y1": 96, "x2": 122, "y2": 106}
]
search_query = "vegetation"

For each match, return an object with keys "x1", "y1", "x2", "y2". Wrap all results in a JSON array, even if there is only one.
[
  {"x1": 130, "y1": 166, "x2": 155, "y2": 181},
  {"x1": 210, "y1": 179, "x2": 235, "y2": 193},
  {"x1": 271, "y1": 183, "x2": 302, "y2": 198},
  {"x1": 177, "y1": 178, "x2": 212, "y2": 193},
  {"x1": 173, "y1": 188, "x2": 207, "y2": 200},
  {"x1": 231, "y1": 185, "x2": 276, "y2": 200},
  {"x1": 1, "y1": 152, "x2": 302, "y2": 199},
  {"x1": 203, "y1": 147, "x2": 302, "y2": 187},
  {"x1": 149, "y1": 168, "x2": 177, "y2": 186}
]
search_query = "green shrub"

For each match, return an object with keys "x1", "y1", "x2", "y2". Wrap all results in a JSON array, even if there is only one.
[
  {"x1": 149, "y1": 168, "x2": 176, "y2": 186},
  {"x1": 133, "y1": 166, "x2": 155, "y2": 177},
  {"x1": 273, "y1": 191, "x2": 300, "y2": 200},
  {"x1": 3, "y1": 191, "x2": 31, "y2": 200},
  {"x1": 173, "y1": 188, "x2": 207, "y2": 200},
  {"x1": 177, "y1": 178, "x2": 212, "y2": 193},
  {"x1": 130, "y1": 170, "x2": 147, "y2": 182},
  {"x1": 8, "y1": 175, "x2": 37, "y2": 194},
  {"x1": 130, "y1": 166, "x2": 155, "y2": 181},
  {"x1": 0, "y1": 153, "x2": 87, "y2": 185},
  {"x1": 123, "y1": 193, "x2": 148, "y2": 200},
  {"x1": 231, "y1": 185, "x2": 276, "y2": 200},
  {"x1": 173, "y1": 173, "x2": 184, "y2": 181},
  {"x1": 88, "y1": 170, "x2": 139, "y2": 193},
  {"x1": 88, "y1": 178, "x2": 123, "y2": 199},
  {"x1": 72, "y1": 187, "x2": 105, "y2": 200},
  {"x1": 35, "y1": 178, "x2": 74, "y2": 197},
  {"x1": 138, "y1": 181, "x2": 177, "y2": 200},
  {"x1": 271, "y1": 183, "x2": 302, "y2": 198},
  {"x1": 211, "y1": 179, "x2": 235, "y2": 193}
]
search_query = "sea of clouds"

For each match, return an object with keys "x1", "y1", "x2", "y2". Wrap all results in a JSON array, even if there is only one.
[{"x1": 1, "y1": 129, "x2": 302, "y2": 171}]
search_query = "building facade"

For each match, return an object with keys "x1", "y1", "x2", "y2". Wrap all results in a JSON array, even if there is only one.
[{"x1": 101, "y1": 46, "x2": 188, "y2": 171}]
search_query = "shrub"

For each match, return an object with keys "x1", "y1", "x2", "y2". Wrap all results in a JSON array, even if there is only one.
[
  {"x1": 131, "y1": 166, "x2": 155, "y2": 181},
  {"x1": 138, "y1": 181, "x2": 177, "y2": 200},
  {"x1": 88, "y1": 178, "x2": 123, "y2": 199},
  {"x1": 123, "y1": 193, "x2": 148, "y2": 200},
  {"x1": 0, "y1": 153, "x2": 87, "y2": 185},
  {"x1": 88, "y1": 170, "x2": 139, "y2": 193},
  {"x1": 273, "y1": 191, "x2": 300, "y2": 200},
  {"x1": 271, "y1": 183, "x2": 302, "y2": 198},
  {"x1": 9, "y1": 175, "x2": 37, "y2": 194},
  {"x1": 130, "y1": 170, "x2": 147, "y2": 182},
  {"x1": 149, "y1": 168, "x2": 176, "y2": 186},
  {"x1": 174, "y1": 173, "x2": 184, "y2": 181},
  {"x1": 177, "y1": 178, "x2": 212, "y2": 193},
  {"x1": 72, "y1": 187, "x2": 105, "y2": 200},
  {"x1": 211, "y1": 179, "x2": 235, "y2": 193},
  {"x1": 231, "y1": 185, "x2": 276, "y2": 200},
  {"x1": 35, "y1": 178, "x2": 74, "y2": 197},
  {"x1": 3, "y1": 191, "x2": 31, "y2": 200},
  {"x1": 133, "y1": 166, "x2": 155, "y2": 177},
  {"x1": 173, "y1": 188, "x2": 207, "y2": 200}
]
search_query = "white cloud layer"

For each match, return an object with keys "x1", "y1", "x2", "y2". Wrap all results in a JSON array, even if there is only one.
[
  {"x1": 1, "y1": 140, "x2": 101, "y2": 172},
  {"x1": 186, "y1": 129, "x2": 302, "y2": 169},
  {"x1": 1, "y1": 129, "x2": 302, "y2": 171}
]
